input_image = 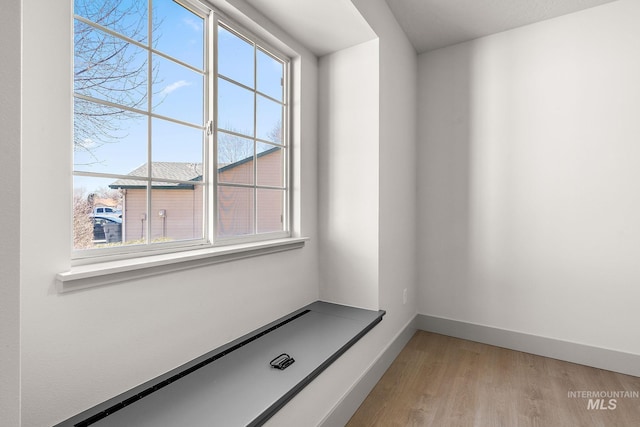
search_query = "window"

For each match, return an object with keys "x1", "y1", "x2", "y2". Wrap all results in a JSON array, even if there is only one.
[{"x1": 72, "y1": 0, "x2": 290, "y2": 259}]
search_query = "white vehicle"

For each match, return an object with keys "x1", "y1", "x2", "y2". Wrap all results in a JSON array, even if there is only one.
[{"x1": 93, "y1": 206, "x2": 122, "y2": 217}]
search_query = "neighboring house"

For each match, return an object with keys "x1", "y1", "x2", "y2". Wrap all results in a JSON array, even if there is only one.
[{"x1": 110, "y1": 147, "x2": 283, "y2": 242}]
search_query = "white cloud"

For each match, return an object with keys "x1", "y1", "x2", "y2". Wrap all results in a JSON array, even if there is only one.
[
  {"x1": 183, "y1": 18, "x2": 202, "y2": 32},
  {"x1": 160, "y1": 80, "x2": 191, "y2": 97}
]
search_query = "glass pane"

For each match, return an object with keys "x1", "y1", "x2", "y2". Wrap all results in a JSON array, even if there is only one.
[
  {"x1": 74, "y1": 0, "x2": 148, "y2": 43},
  {"x1": 256, "y1": 143, "x2": 283, "y2": 187},
  {"x1": 217, "y1": 186, "x2": 254, "y2": 237},
  {"x1": 257, "y1": 189, "x2": 284, "y2": 234},
  {"x1": 153, "y1": 55, "x2": 204, "y2": 125},
  {"x1": 150, "y1": 183, "x2": 204, "y2": 243},
  {"x1": 257, "y1": 49, "x2": 283, "y2": 101},
  {"x1": 218, "y1": 78, "x2": 254, "y2": 137},
  {"x1": 74, "y1": 20, "x2": 148, "y2": 109},
  {"x1": 256, "y1": 95, "x2": 283, "y2": 143},
  {"x1": 152, "y1": 119, "x2": 203, "y2": 180},
  {"x1": 153, "y1": 0, "x2": 204, "y2": 70},
  {"x1": 218, "y1": 25, "x2": 254, "y2": 88},
  {"x1": 73, "y1": 99, "x2": 148, "y2": 176},
  {"x1": 218, "y1": 132, "x2": 254, "y2": 185},
  {"x1": 74, "y1": 175, "x2": 140, "y2": 250}
]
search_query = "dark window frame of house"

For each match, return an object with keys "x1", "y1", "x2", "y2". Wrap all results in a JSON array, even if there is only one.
[{"x1": 71, "y1": 0, "x2": 292, "y2": 264}]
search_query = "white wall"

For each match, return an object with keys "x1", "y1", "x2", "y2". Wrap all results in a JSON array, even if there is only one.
[
  {"x1": 316, "y1": 0, "x2": 418, "y2": 318},
  {"x1": 364, "y1": 0, "x2": 418, "y2": 329},
  {"x1": 19, "y1": 0, "x2": 320, "y2": 426},
  {"x1": 0, "y1": 0, "x2": 21, "y2": 425},
  {"x1": 318, "y1": 39, "x2": 380, "y2": 310},
  {"x1": 418, "y1": 0, "x2": 640, "y2": 355}
]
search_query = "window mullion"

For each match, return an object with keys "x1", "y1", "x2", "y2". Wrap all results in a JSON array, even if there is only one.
[
  {"x1": 211, "y1": 15, "x2": 219, "y2": 244},
  {"x1": 205, "y1": 11, "x2": 214, "y2": 244},
  {"x1": 146, "y1": 0, "x2": 154, "y2": 245},
  {"x1": 283, "y1": 61, "x2": 290, "y2": 234},
  {"x1": 253, "y1": 42, "x2": 258, "y2": 235}
]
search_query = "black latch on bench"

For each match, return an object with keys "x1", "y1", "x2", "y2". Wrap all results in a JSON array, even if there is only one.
[{"x1": 270, "y1": 353, "x2": 295, "y2": 370}]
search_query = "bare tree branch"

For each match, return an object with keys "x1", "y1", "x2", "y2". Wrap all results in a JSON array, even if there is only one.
[{"x1": 73, "y1": 0, "x2": 159, "y2": 155}]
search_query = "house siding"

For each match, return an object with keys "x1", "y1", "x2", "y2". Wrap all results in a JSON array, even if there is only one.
[{"x1": 123, "y1": 187, "x2": 204, "y2": 242}]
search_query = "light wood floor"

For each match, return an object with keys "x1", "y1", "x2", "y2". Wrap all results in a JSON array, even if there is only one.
[{"x1": 346, "y1": 331, "x2": 640, "y2": 427}]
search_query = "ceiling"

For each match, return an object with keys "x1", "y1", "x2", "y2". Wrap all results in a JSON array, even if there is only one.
[
  {"x1": 245, "y1": 0, "x2": 376, "y2": 56},
  {"x1": 244, "y1": 0, "x2": 620, "y2": 56},
  {"x1": 385, "y1": 0, "x2": 620, "y2": 53}
]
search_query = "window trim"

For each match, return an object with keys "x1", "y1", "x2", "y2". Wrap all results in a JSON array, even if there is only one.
[
  {"x1": 71, "y1": 0, "x2": 294, "y2": 265},
  {"x1": 58, "y1": 237, "x2": 308, "y2": 292}
]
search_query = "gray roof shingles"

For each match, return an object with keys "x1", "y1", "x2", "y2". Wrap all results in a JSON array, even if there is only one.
[{"x1": 110, "y1": 162, "x2": 203, "y2": 189}]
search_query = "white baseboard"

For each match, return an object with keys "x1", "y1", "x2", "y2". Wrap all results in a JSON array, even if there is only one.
[
  {"x1": 416, "y1": 314, "x2": 640, "y2": 378},
  {"x1": 319, "y1": 316, "x2": 418, "y2": 427}
]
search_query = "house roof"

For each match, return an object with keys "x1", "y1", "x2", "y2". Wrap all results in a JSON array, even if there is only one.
[
  {"x1": 217, "y1": 146, "x2": 280, "y2": 173},
  {"x1": 110, "y1": 162, "x2": 202, "y2": 189},
  {"x1": 109, "y1": 147, "x2": 281, "y2": 190}
]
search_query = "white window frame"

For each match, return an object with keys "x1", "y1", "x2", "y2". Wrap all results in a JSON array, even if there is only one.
[
  {"x1": 212, "y1": 17, "x2": 291, "y2": 246},
  {"x1": 71, "y1": 0, "x2": 293, "y2": 266}
]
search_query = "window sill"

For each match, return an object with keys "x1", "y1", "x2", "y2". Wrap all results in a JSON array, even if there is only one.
[{"x1": 56, "y1": 237, "x2": 308, "y2": 293}]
